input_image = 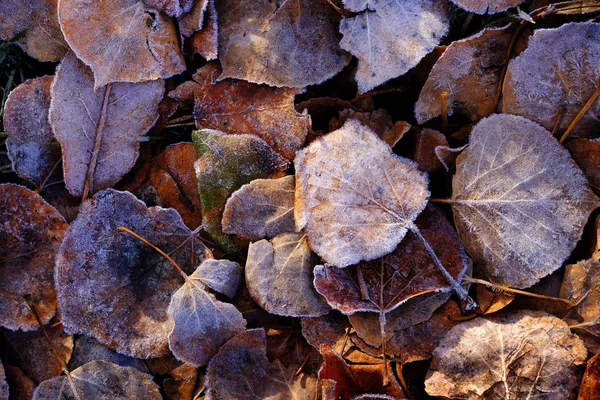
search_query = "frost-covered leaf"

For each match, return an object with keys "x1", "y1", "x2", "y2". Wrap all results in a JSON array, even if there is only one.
[
  {"x1": 502, "y1": 22, "x2": 600, "y2": 138},
  {"x1": 191, "y1": 63, "x2": 308, "y2": 160},
  {"x1": 450, "y1": 114, "x2": 599, "y2": 288},
  {"x1": 50, "y1": 52, "x2": 164, "y2": 198},
  {"x1": 55, "y1": 189, "x2": 210, "y2": 358},
  {"x1": 193, "y1": 129, "x2": 288, "y2": 254},
  {"x1": 58, "y1": 0, "x2": 186, "y2": 87},
  {"x1": 449, "y1": 0, "x2": 525, "y2": 14},
  {"x1": 69, "y1": 335, "x2": 149, "y2": 373},
  {"x1": 566, "y1": 138, "x2": 600, "y2": 191},
  {"x1": 205, "y1": 328, "x2": 318, "y2": 400},
  {"x1": 178, "y1": 0, "x2": 208, "y2": 37},
  {"x1": 223, "y1": 176, "x2": 295, "y2": 241},
  {"x1": 217, "y1": 0, "x2": 351, "y2": 88},
  {"x1": 186, "y1": 0, "x2": 217, "y2": 60},
  {"x1": 339, "y1": 0, "x2": 449, "y2": 93},
  {"x1": 415, "y1": 25, "x2": 514, "y2": 124},
  {"x1": 0, "y1": 0, "x2": 67, "y2": 61},
  {"x1": 329, "y1": 109, "x2": 410, "y2": 148},
  {"x1": 301, "y1": 311, "x2": 352, "y2": 352},
  {"x1": 425, "y1": 310, "x2": 587, "y2": 399},
  {"x1": 4, "y1": 76, "x2": 61, "y2": 187},
  {"x1": 0, "y1": 362, "x2": 7, "y2": 400},
  {"x1": 145, "y1": 0, "x2": 194, "y2": 17},
  {"x1": 295, "y1": 119, "x2": 429, "y2": 268},
  {"x1": 33, "y1": 361, "x2": 161, "y2": 400},
  {"x1": 167, "y1": 259, "x2": 246, "y2": 367},
  {"x1": 0, "y1": 184, "x2": 68, "y2": 331},
  {"x1": 246, "y1": 232, "x2": 330, "y2": 317}
]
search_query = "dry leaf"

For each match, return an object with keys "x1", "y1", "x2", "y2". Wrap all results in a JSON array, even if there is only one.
[
  {"x1": 69, "y1": 335, "x2": 149, "y2": 373},
  {"x1": 425, "y1": 310, "x2": 587, "y2": 399},
  {"x1": 476, "y1": 285, "x2": 515, "y2": 315},
  {"x1": 0, "y1": 362, "x2": 7, "y2": 400},
  {"x1": 50, "y1": 52, "x2": 164, "y2": 198},
  {"x1": 246, "y1": 232, "x2": 330, "y2": 317},
  {"x1": 412, "y1": 128, "x2": 450, "y2": 173},
  {"x1": 58, "y1": 0, "x2": 186, "y2": 88},
  {"x1": 415, "y1": 25, "x2": 514, "y2": 124},
  {"x1": 33, "y1": 360, "x2": 161, "y2": 400},
  {"x1": 0, "y1": 0, "x2": 67, "y2": 61},
  {"x1": 339, "y1": 0, "x2": 449, "y2": 93},
  {"x1": 566, "y1": 138, "x2": 600, "y2": 191},
  {"x1": 167, "y1": 258, "x2": 246, "y2": 367},
  {"x1": 301, "y1": 311, "x2": 351, "y2": 353},
  {"x1": 222, "y1": 175, "x2": 295, "y2": 241},
  {"x1": 502, "y1": 22, "x2": 600, "y2": 138},
  {"x1": 186, "y1": 0, "x2": 217, "y2": 60},
  {"x1": 579, "y1": 352, "x2": 600, "y2": 400},
  {"x1": 192, "y1": 63, "x2": 308, "y2": 160},
  {"x1": 193, "y1": 129, "x2": 288, "y2": 254},
  {"x1": 329, "y1": 109, "x2": 410, "y2": 148},
  {"x1": 163, "y1": 363, "x2": 199, "y2": 400},
  {"x1": 450, "y1": 114, "x2": 599, "y2": 288},
  {"x1": 145, "y1": 0, "x2": 194, "y2": 17},
  {"x1": 449, "y1": 0, "x2": 525, "y2": 14},
  {"x1": 0, "y1": 184, "x2": 68, "y2": 331},
  {"x1": 178, "y1": 0, "x2": 208, "y2": 37},
  {"x1": 3, "y1": 364, "x2": 34, "y2": 400},
  {"x1": 294, "y1": 119, "x2": 429, "y2": 267},
  {"x1": 55, "y1": 189, "x2": 210, "y2": 358},
  {"x1": 4, "y1": 76, "x2": 62, "y2": 187},
  {"x1": 216, "y1": 0, "x2": 351, "y2": 87}
]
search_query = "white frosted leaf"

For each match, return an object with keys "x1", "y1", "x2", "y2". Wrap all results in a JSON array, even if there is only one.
[
  {"x1": 192, "y1": 259, "x2": 243, "y2": 299},
  {"x1": 449, "y1": 0, "x2": 524, "y2": 14}
]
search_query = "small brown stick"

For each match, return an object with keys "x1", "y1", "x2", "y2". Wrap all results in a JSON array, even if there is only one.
[
  {"x1": 294, "y1": 352, "x2": 311, "y2": 376},
  {"x1": 464, "y1": 277, "x2": 574, "y2": 306},
  {"x1": 166, "y1": 115, "x2": 193, "y2": 125},
  {"x1": 559, "y1": 80, "x2": 600, "y2": 143},
  {"x1": 350, "y1": 87, "x2": 408, "y2": 103}
]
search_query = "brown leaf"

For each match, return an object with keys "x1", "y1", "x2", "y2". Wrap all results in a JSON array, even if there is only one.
[
  {"x1": 411, "y1": 128, "x2": 450, "y2": 173},
  {"x1": 0, "y1": 362, "x2": 7, "y2": 400},
  {"x1": 69, "y1": 335, "x2": 149, "y2": 373},
  {"x1": 329, "y1": 109, "x2": 410, "y2": 148},
  {"x1": 301, "y1": 311, "x2": 352, "y2": 353},
  {"x1": 502, "y1": 22, "x2": 600, "y2": 138},
  {"x1": 55, "y1": 189, "x2": 210, "y2": 358},
  {"x1": 0, "y1": 184, "x2": 68, "y2": 331},
  {"x1": 3, "y1": 364, "x2": 34, "y2": 400},
  {"x1": 579, "y1": 351, "x2": 600, "y2": 400},
  {"x1": 339, "y1": 0, "x2": 449, "y2": 93},
  {"x1": 476, "y1": 285, "x2": 515, "y2": 315},
  {"x1": 0, "y1": 0, "x2": 67, "y2": 61},
  {"x1": 449, "y1": 0, "x2": 525, "y2": 14},
  {"x1": 295, "y1": 119, "x2": 429, "y2": 268},
  {"x1": 58, "y1": 0, "x2": 186, "y2": 88},
  {"x1": 145, "y1": 0, "x2": 194, "y2": 17},
  {"x1": 185, "y1": 0, "x2": 217, "y2": 60},
  {"x1": 566, "y1": 138, "x2": 600, "y2": 191},
  {"x1": 178, "y1": 0, "x2": 207, "y2": 37},
  {"x1": 425, "y1": 310, "x2": 587, "y2": 399},
  {"x1": 216, "y1": 0, "x2": 351, "y2": 88},
  {"x1": 222, "y1": 175, "x2": 295, "y2": 241},
  {"x1": 50, "y1": 52, "x2": 164, "y2": 198},
  {"x1": 450, "y1": 114, "x2": 599, "y2": 288},
  {"x1": 163, "y1": 363, "x2": 199, "y2": 400}
]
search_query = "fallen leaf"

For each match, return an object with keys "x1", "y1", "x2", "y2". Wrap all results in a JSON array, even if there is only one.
[
  {"x1": 3, "y1": 364, "x2": 34, "y2": 400},
  {"x1": 69, "y1": 335, "x2": 149, "y2": 373},
  {"x1": 579, "y1": 351, "x2": 600, "y2": 400},
  {"x1": 295, "y1": 119, "x2": 429, "y2": 268},
  {"x1": 329, "y1": 109, "x2": 410, "y2": 148},
  {"x1": 49, "y1": 52, "x2": 164, "y2": 198},
  {"x1": 193, "y1": 129, "x2": 288, "y2": 254},
  {"x1": 178, "y1": 0, "x2": 207, "y2": 37},
  {"x1": 163, "y1": 363, "x2": 199, "y2": 400},
  {"x1": 502, "y1": 22, "x2": 600, "y2": 138},
  {"x1": 216, "y1": 0, "x2": 351, "y2": 87},
  {"x1": 145, "y1": 0, "x2": 194, "y2": 17},
  {"x1": 222, "y1": 175, "x2": 295, "y2": 241},
  {"x1": 449, "y1": 0, "x2": 525, "y2": 14},
  {"x1": 339, "y1": 0, "x2": 449, "y2": 93},
  {"x1": 301, "y1": 311, "x2": 352, "y2": 353},
  {"x1": 425, "y1": 310, "x2": 587, "y2": 399},
  {"x1": 411, "y1": 128, "x2": 450, "y2": 173},
  {"x1": 55, "y1": 189, "x2": 210, "y2": 358},
  {"x1": 246, "y1": 232, "x2": 330, "y2": 317},
  {"x1": 0, "y1": 0, "x2": 67, "y2": 61},
  {"x1": 566, "y1": 138, "x2": 600, "y2": 191},
  {"x1": 476, "y1": 285, "x2": 515, "y2": 315},
  {"x1": 4, "y1": 76, "x2": 62, "y2": 187},
  {"x1": 185, "y1": 0, "x2": 217, "y2": 60},
  {"x1": 58, "y1": 0, "x2": 186, "y2": 88},
  {"x1": 450, "y1": 113, "x2": 599, "y2": 288},
  {"x1": 0, "y1": 184, "x2": 68, "y2": 331},
  {"x1": 0, "y1": 362, "x2": 7, "y2": 400}
]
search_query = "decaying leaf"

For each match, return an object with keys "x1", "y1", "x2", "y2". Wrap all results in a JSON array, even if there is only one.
[
  {"x1": 566, "y1": 138, "x2": 600, "y2": 191},
  {"x1": 58, "y1": 0, "x2": 186, "y2": 87},
  {"x1": 186, "y1": 0, "x2": 217, "y2": 60},
  {"x1": 33, "y1": 360, "x2": 161, "y2": 400},
  {"x1": 69, "y1": 335, "x2": 149, "y2": 373},
  {"x1": 191, "y1": 63, "x2": 308, "y2": 160},
  {"x1": 339, "y1": 0, "x2": 449, "y2": 93},
  {"x1": 193, "y1": 129, "x2": 288, "y2": 254},
  {"x1": 502, "y1": 22, "x2": 600, "y2": 138},
  {"x1": 579, "y1": 351, "x2": 600, "y2": 400},
  {"x1": 450, "y1": 114, "x2": 599, "y2": 288},
  {"x1": 4, "y1": 76, "x2": 62, "y2": 187},
  {"x1": 145, "y1": 0, "x2": 194, "y2": 17},
  {"x1": 0, "y1": 362, "x2": 7, "y2": 400},
  {"x1": 167, "y1": 258, "x2": 246, "y2": 367},
  {"x1": 216, "y1": 0, "x2": 351, "y2": 87},
  {"x1": 0, "y1": 0, "x2": 67, "y2": 61},
  {"x1": 301, "y1": 311, "x2": 351, "y2": 352},
  {"x1": 222, "y1": 175, "x2": 295, "y2": 241},
  {"x1": 425, "y1": 310, "x2": 587, "y2": 399},
  {"x1": 205, "y1": 328, "x2": 318, "y2": 400},
  {"x1": 295, "y1": 119, "x2": 429, "y2": 268},
  {"x1": 415, "y1": 25, "x2": 514, "y2": 124},
  {"x1": 163, "y1": 363, "x2": 199, "y2": 400},
  {"x1": 449, "y1": 0, "x2": 525, "y2": 14},
  {"x1": 246, "y1": 232, "x2": 330, "y2": 317},
  {"x1": 329, "y1": 109, "x2": 410, "y2": 148},
  {"x1": 50, "y1": 52, "x2": 164, "y2": 198},
  {"x1": 0, "y1": 184, "x2": 68, "y2": 331},
  {"x1": 3, "y1": 364, "x2": 34, "y2": 400},
  {"x1": 55, "y1": 189, "x2": 210, "y2": 358}
]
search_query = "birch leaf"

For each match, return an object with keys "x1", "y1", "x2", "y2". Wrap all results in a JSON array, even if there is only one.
[
  {"x1": 449, "y1": 0, "x2": 525, "y2": 14},
  {"x1": 450, "y1": 114, "x2": 599, "y2": 288},
  {"x1": 50, "y1": 52, "x2": 164, "y2": 198},
  {"x1": 339, "y1": 0, "x2": 449, "y2": 93},
  {"x1": 425, "y1": 311, "x2": 587, "y2": 399},
  {"x1": 295, "y1": 119, "x2": 429, "y2": 268}
]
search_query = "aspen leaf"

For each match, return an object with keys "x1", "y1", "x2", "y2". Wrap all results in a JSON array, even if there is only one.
[
  {"x1": 329, "y1": 109, "x2": 410, "y2": 148},
  {"x1": 145, "y1": 0, "x2": 194, "y2": 17},
  {"x1": 69, "y1": 335, "x2": 149, "y2": 373},
  {"x1": 0, "y1": 184, "x2": 68, "y2": 331},
  {"x1": 192, "y1": 259, "x2": 243, "y2": 299},
  {"x1": 0, "y1": 362, "x2": 7, "y2": 400},
  {"x1": 55, "y1": 189, "x2": 210, "y2": 358},
  {"x1": 216, "y1": 0, "x2": 351, "y2": 88},
  {"x1": 294, "y1": 119, "x2": 429, "y2": 268},
  {"x1": 449, "y1": 0, "x2": 525, "y2": 14},
  {"x1": 450, "y1": 114, "x2": 599, "y2": 288},
  {"x1": 57, "y1": 0, "x2": 186, "y2": 88},
  {"x1": 425, "y1": 310, "x2": 587, "y2": 399},
  {"x1": 50, "y1": 52, "x2": 164, "y2": 198},
  {"x1": 339, "y1": 0, "x2": 449, "y2": 93}
]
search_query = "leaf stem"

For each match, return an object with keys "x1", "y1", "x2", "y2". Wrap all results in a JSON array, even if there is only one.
[
  {"x1": 165, "y1": 122, "x2": 196, "y2": 129},
  {"x1": 464, "y1": 277, "x2": 574, "y2": 306},
  {"x1": 559, "y1": 80, "x2": 600, "y2": 143},
  {"x1": 440, "y1": 91, "x2": 448, "y2": 133},
  {"x1": 428, "y1": 198, "x2": 454, "y2": 204}
]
